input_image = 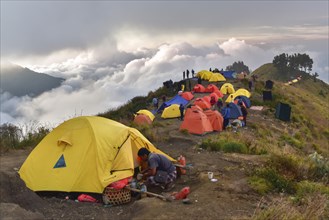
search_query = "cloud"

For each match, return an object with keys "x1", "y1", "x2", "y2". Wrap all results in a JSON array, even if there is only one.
[
  {"x1": 0, "y1": 39, "x2": 260, "y2": 124},
  {"x1": 1, "y1": 36, "x2": 328, "y2": 126}
]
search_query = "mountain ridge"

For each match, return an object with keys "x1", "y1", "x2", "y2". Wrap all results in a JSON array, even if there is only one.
[{"x1": 0, "y1": 63, "x2": 64, "y2": 97}]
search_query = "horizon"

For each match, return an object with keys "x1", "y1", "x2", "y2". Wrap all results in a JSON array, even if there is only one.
[{"x1": 1, "y1": 1, "x2": 328, "y2": 126}]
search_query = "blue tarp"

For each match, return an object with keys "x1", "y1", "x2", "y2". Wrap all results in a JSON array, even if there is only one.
[
  {"x1": 157, "y1": 95, "x2": 189, "y2": 113},
  {"x1": 220, "y1": 71, "x2": 236, "y2": 79}
]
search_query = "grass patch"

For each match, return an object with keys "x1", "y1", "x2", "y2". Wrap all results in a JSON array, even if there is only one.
[
  {"x1": 199, "y1": 138, "x2": 248, "y2": 154},
  {"x1": 248, "y1": 176, "x2": 271, "y2": 195},
  {"x1": 253, "y1": 194, "x2": 328, "y2": 220},
  {"x1": 294, "y1": 180, "x2": 329, "y2": 203},
  {"x1": 255, "y1": 167, "x2": 296, "y2": 194},
  {"x1": 280, "y1": 133, "x2": 303, "y2": 149}
]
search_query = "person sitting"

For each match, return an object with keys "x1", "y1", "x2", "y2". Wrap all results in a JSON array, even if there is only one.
[{"x1": 137, "y1": 148, "x2": 177, "y2": 191}]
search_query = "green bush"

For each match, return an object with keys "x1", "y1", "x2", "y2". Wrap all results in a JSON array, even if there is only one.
[
  {"x1": 222, "y1": 141, "x2": 248, "y2": 153},
  {"x1": 0, "y1": 123, "x2": 22, "y2": 150},
  {"x1": 199, "y1": 139, "x2": 248, "y2": 154},
  {"x1": 248, "y1": 176, "x2": 272, "y2": 195},
  {"x1": 0, "y1": 123, "x2": 50, "y2": 151},
  {"x1": 199, "y1": 139, "x2": 221, "y2": 151},
  {"x1": 18, "y1": 126, "x2": 50, "y2": 148},
  {"x1": 295, "y1": 180, "x2": 329, "y2": 202},
  {"x1": 280, "y1": 134, "x2": 304, "y2": 149},
  {"x1": 256, "y1": 168, "x2": 296, "y2": 194}
]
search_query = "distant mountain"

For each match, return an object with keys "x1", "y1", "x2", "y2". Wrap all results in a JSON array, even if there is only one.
[{"x1": 0, "y1": 63, "x2": 64, "y2": 97}]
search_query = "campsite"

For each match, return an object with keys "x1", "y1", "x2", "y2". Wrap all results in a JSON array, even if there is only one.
[{"x1": 1, "y1": 65, "x2": 329, "y2": 219}]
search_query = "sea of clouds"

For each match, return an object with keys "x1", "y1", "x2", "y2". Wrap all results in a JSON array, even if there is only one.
[{"x1": 1, "y1": 38, "x2": 328, "y2": 127}]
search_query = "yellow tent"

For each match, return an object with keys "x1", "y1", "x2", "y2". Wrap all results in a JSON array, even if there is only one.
[
  {"x1": 209, "y1": 73, "x2": 226, "y2": 82},
  {"x1": 19, "y1": 116, "x2": 174, "y2": 193},
  {"x1": 225, "y1": 88, "x2": 251, "y2": 103},
  {"x1": 136, "y1": 109, "x2": 155, "y2": 121},
  {"x1": 161, "y1": 104, "x2": 182, "y2": 119},
  {"x1": 220, "y1": 83, "x2": 235, "y2": 94},
  {"x1": 234, "y1": 88, "x2": 251, "y2": 98},
  {"x1": 196, "y1": 70, "x2": 213, "y2": 80}
]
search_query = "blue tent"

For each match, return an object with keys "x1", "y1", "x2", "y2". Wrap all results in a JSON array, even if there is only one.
[
  {"x1": 220, "y1": 71, "x2": 236, "y2": 79},
  {"x1": 235, "y1": 96, "x2": 251, "y2": 108},
  {"x1": 221, "y1": 103, "x2": 242, "y2": 119},
  {"x1": 157, "y1": 95, "x2": 189, "y2": 113}
]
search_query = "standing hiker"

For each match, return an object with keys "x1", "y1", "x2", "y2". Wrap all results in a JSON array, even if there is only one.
[
  {"x1": 191, "y1": 69, "x2": 195, "y2": 78},
  {"x1": 183, "y1": 71, "x2": 185, "y2": 80},
  {"x1": 239, "y1": 102, "x2": 248, "y2": 126},
  {"x1": 152, "y1": 97, "x2": 159, "y2": 109},
  {"x1": 179, "y1": 104, "x2": 185, "y2": 121},
  {"x1": 186, "y1": 69, "x2": 190, "y2": 79},
  {"x1": 222, "y1": 104, "x2": 231, "y2": 129}
]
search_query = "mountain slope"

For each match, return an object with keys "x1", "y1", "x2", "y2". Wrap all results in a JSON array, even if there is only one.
[{"x1": 0, "y1": 63, "x2": 64, "y2": 97}]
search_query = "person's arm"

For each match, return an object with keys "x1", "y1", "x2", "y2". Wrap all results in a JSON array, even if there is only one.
[{"x1": 143, "y1": 167, "x2": 156, "y2": 178}]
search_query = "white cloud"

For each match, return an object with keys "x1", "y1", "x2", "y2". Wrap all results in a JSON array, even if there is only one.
[{"x1": 1, "y1": 37, "x2": 328, "y2": 126}]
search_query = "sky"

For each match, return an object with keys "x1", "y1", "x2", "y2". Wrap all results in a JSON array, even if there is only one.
[{"x1": 1, "y1": 1, "x2": 328, "y2": 127}]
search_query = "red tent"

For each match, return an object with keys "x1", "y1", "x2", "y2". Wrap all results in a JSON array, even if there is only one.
[
  {"x1": 181, "y1": 91, "x2": 194, "y2": 101},
  {"x1": 193, "y1": 84, "x2": 206, "y2": 93},
  {"x1": 180, "y1": 108, "x2": 213, "y2": 135},
  {"x1": 194, "y1": 98, "x2": 211, "y2": 110},
  {"x1": 205, "y1": 84, "x2": 219, "y2": 93},
  {"x1": 204, "y1": 110, "x2": 223, "y2": 131},
  {"x1": 209, "y1": 92, "x2": 219, "y2": 101},
  {"x1": 213, "y1": 89, "x2": 224, "y2": 98},
  {"x1": 133, "y1": 114, "x2": 152, "y2": 125}
]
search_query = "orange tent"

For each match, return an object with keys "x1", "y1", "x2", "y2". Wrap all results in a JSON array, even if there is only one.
[
  {"x1": 202, "y1": 96, "x2": 211, "y2": 103},
  {"x1": 209, "y1": 92, "x2": 219, "y2": 101},
  {"x1": 213, "y1": 89, "x2": 224, "y2": 98},
  {"x1": 181, "y1": 91, "x2": 194, "y2": 101},
  {"x1": 205, "y1": 84, "x2": 219, "y2": 93},
  {"x1": 133, "y1": 114, "x2": 152, "y2": 125},
  {"x1": 204, "y1": 110, "x2": 224, "y2": 131},
  {"x1": 194, "y1": 98, "x2": 211, "y2": 110},
  {"x1": 179, "y1": 108, "x2": 213, "y2": 135},
  {"x1": 193, "y1": 84, "x2": 206, "y2": 93}
]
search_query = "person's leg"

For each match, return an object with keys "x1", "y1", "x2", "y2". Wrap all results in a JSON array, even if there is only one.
[{"x1": 163, "y1": 170, "x2": 177, "y2": 191}]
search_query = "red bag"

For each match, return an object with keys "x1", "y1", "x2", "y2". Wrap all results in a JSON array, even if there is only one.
[
  {"x1": 108, "y1": 177, "x2": 131, "y2": 190},
  {"x1": 174, "y1": 187, "x2": 190, "y2": 200},
  {"x1": 77, "y1": 194, "x2": 98, "y2": 203}
]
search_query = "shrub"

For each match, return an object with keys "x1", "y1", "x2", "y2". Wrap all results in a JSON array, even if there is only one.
[
  {"x1": 18, "y1": 126, "x2": 50, "y2": 148},
  {"x1": 295, "y1": 180, "x2": 329, "y2": 203},
  {"x1": 256, "y1": 167, "x2": 296, "y2": 194},
  {"x1": 199, "y1": 139, "x2": 221, "y2": 151},
  {"x1": 253, "y1": 194, "x2": 328, "y2": 220},
  {"x1": 0, "y1": 123, "x2": 22, "y2": 151},
  {"x1": 222, "y1": 141, "x2": 248, "y2": 153},
  {"x1": 280, "y1": 134, "x2": 304, "y2": 149},
  {"x1": 199, "y1": 139, "x2": 248, "y2": 154},
  {"x1": 307, "y1": 152, "x2": 329, "y2": 183},
  {"x1": 248, "y1": 176, "x2": 272, "y2": 195}
]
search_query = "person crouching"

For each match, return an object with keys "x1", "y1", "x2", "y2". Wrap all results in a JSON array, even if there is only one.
[{"x1": 137, "y1": 147, "x2": 176, "y2": 191}]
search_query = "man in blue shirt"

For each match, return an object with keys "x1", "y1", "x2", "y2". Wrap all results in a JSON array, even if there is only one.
[
  {"x1": 222, "y1": 104, "x2": 231, "y2": 129},
  {"x1": 138, "y1": 148, "x2": 176, "y2": 191}
]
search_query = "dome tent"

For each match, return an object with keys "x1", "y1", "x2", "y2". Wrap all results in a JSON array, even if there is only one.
[{"x1": 19, "y1": 116, "x2": 174, "y2": 193}]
